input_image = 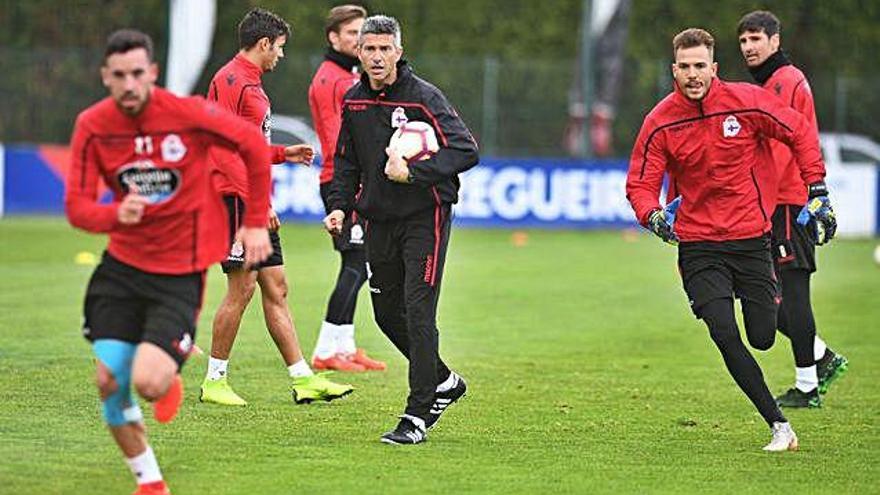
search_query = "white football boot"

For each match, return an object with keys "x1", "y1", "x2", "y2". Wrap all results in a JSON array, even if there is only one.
[{"x1": 763, "y1": 422, "x2": 799, "y2": 452}]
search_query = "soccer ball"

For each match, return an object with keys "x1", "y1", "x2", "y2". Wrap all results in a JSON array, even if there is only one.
[
  {"x1": 873, "y1": 244, "x2": 880, "y2": 266},
  {"x1": 388, "y1": 121, "x2": 440, "y2": 161}
]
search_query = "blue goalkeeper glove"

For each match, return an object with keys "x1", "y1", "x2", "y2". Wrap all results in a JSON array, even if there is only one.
[
  {"x1": 797, "y1": 182, "x2": 837, "y2": 245},
  {"x1": 646, "y1": 196, "x2": 681, "y2": 245}
]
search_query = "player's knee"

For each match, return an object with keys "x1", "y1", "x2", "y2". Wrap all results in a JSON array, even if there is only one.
[
  {"x1": 748, "y1": 335, "x2": 774, "y2": 351},
  {"x1": 744, "y1": 306, "x2": 777, "y2": 351},
  {"x1": 132, "y1": 374, "x2": 166, "y2": 401},
  {"x1": 343, "y1": 257, "x2": 367, "y2": 283},
  {"x1": 707, "y1": 322, "x2": 739, "y2": 350},
  {"x1": 700, "y1": 306, "x2": 739, "y2": 348},
  {"x1": 226, "y1": 276, "x2": 257, "y2": 306},
  {"x1": 95, "y1": 365, "x2": 118, "y2": 399},
  {"x1": 265, "y1": 277, "x2": 288, "y2": 303},
  {"x1": 746, "y1": 320, "x2": 776, "y2": 351},
  {"x1": 93, "y1": 339, "x2": 142, "y2": 426},
  {"x1": 341, "y1": 265, "x2": 366, "y2": 290}
]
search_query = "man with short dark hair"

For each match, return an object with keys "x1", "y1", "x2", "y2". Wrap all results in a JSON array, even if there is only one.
[
  {"x1": 200, "y1": 8, "x2": 353, "y2": 407},
  {"x1": 309, "y1": 4, "x2": 388, "y2": 373},
  {"x1": 325, "y1": 15, "x2": 479, "y2": 444},
  {"x1": 626, "y1": 27, "x2": 836, "y2": 451},
  {"x1": 67, "y1": 29, "x2": 273, "y2": 495},
  {"x1": 737, "y1": 9, "x2": 848, "y2": 409}
]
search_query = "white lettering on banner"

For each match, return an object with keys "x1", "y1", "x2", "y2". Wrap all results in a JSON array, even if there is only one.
[
  {"x1": 488, "y1": 168, "x2": 530, "y2": 220},
  {"x1": 457, "y1": 165, "x2": 635, "y2": 223},
  {"x1": 271, "y1": 165, "x2": 324, "y2": 215},
  {"x1": 456, "y1": 168, "x2": 493, "y2": 218},
  {"x1": 529, "y1": 169, "x2": 562, "y2": 220},
  {"x1": 564, "y1": 170, "x2": 589, "y2": 220}
]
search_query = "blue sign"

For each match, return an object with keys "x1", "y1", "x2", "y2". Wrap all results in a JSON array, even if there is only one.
[
  {"x1": 270, "y1": 157, "x2": 638, "y2": 229},
  {"x1": 5, "y1": 144, "x2": 875, "y2": 236}
]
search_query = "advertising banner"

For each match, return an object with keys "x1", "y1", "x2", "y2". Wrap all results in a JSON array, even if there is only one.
[{"x1": 3, "y1": 144, "x2": 877, "y2": 236}]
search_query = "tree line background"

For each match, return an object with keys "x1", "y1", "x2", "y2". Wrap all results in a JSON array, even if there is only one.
[{"x1": 1, "y1": 0, "x2": 878, "y2": 157}]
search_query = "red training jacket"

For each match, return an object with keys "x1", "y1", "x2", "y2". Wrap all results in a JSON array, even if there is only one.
[
  {"x1": 65, "y1": 87, "x2": 271, "y2": 275},
  {"x1": 763, "y1": 64, "x2": 818, "y2": 206},
  {"x1": 309, "y1": 55, "x2": 360, "y2": 184},
  {"x1": 626, "y1": 77, "x2": 825, "y2": 242},
  {"x1": 207, "y1": 53, "x2": 286, "y2": 197}
]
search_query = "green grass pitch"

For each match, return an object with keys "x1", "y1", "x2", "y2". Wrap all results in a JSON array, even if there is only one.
[{"x1": 0, "y1": 217, "x2": 877, "y2": 494}]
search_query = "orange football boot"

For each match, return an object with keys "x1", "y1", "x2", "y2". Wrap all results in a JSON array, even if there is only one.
[
  {"x1": 153, "y1": 374, "x2": 183, "y2": 424},
  {"x1": 132, "y1": 481, "x2": 171, "y2": 495},
  {"x1": 312, "y1": 354, "x2": 366, "y2": 372},
  {"x1": 350, "y1": 349, "x2": 387, "y2": 371}
]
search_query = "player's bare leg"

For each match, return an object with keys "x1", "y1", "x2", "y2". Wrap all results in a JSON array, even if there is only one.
[
  {"x1": 200, "y1": 269, "x2": 257, "y2": 406},
  {"x1": 211, "y1": 269, "x2": 258, "y2": 360},
  {"x1": 257, "y1": 265, "x2": 355, "y2": 404},
  {"x1": 132, "y1": 342, "x2": 182, "y2": 423},
  {"x1": 96, "y1": 344, "x2": 175, "y2": 494},
  {"x1": 257, "y1": 265, "x2": 304, "y2": 366}
]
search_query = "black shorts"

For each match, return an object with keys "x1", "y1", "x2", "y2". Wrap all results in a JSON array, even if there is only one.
[
  {"x1": 82, "y1": 252, "x2": 204, "y2": 368},
  {"x1": 320, "y1": 182, "x2": 365, "y2": 252},
  {"x1": 678, "y1": 234, "x2": 780, "y2": 318},
  {"x1": 220, "y1": 195, "x2": 284, "y2": 273},
  {"x1": 770, "y1": 204, "x2": 816, "y2": 273}
]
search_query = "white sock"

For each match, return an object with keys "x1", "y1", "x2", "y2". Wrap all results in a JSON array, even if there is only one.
[
  {"x1": 125, "y1": 445, "x2": 163, "y2": 485},
  {"x1": 313, "y1": 321, "x2": 341, "y2": 359},
  {"x1": 338, "y1": 324, "x2": 356, "y2": 355},
  {"x1": 288, "y1": 359, "x2": 314, "y2": 378},
  {"x1": 795, "y1": 366, "x2": 819, "y2": 393},
  {"x1": 814, "y1": 336, "x2": 828, "y2": 361},
  {"x1": 436, "y1": 372, "x2": 459, "y2": 392},
  {"x1": 206, "y1": 357, "x2": 228, "y2": 381}
]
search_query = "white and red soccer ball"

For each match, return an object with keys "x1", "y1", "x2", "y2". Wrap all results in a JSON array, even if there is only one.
[{"x1": 388, "y1": 121, "x2": 440, "y2": 162}]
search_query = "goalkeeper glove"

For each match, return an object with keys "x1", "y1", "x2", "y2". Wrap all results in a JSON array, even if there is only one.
[
  {"x1": 797, "y1": 182, "x2": 837, "y2": 245},
  {"x1": 646, "y1": 196, "x2": 681, "y2": 245}
]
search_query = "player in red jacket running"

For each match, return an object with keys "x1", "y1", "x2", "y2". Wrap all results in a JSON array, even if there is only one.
[
  {"x1": 626, "y1": 28, "x2": 836, "y2": 452},
  {"x1": 737, "y1": 10, "x2": 848, "y2": 409},
  {"x1": 199, "y1": 8, "x2": 353, "y2": 407},
  {"x1": 66, "y1": 29, "x2": 272, "y2": 495},
  {"x1": 308, "y1": 5, "x2": 387, "y2": 372}
]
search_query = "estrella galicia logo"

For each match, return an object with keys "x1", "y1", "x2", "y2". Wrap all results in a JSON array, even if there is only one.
[{"x1": 117, "y1": 160, "x2": 181, "y2": 204}]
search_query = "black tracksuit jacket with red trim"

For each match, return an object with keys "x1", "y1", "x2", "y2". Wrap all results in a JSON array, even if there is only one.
[
  {"x1": 328, "y1": 61, "x2": 479, "y2": 222},
  {"x1": 626, "y1": 77, "x2": 825, "y2": 242}
]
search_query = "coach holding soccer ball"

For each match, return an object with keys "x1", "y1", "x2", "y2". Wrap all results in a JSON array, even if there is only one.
[{"x1": 324, "y1": 15, "x2": 479, "y2": 445}]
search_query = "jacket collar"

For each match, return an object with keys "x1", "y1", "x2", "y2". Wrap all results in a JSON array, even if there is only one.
[
  {"x1": 324, "y1": 47, "x2": 359, "y2": 72},
  {"x1": 672, "y1": 76, "x2": 721, "y2": 110},
  {"x1": 233, "y1": 52, "x2": 264, "y2": 81},
  {"x1": 360, "y1": 59, "x2": 412, "y2": 97},
  {"x1": 748, "y1": 50, "x2": 792, "y2": 85}
]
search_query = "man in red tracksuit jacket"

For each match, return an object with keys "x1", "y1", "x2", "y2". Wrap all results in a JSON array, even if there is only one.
[
  {"x1": 200, "y1": 8, "x2": 353, "y2": 407},
  {"x1": 737, "y1": 10, "x2": 847, "y2": 409},
  {"x1": 308, "y1": 5, "x2": 386, "y2": 373},
  {"x1": 626, "y1": 28, "x2": 836, "y2": 452},
  {"x1": 66, "y1": 29, "x2": 272, "y2": 495}
]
